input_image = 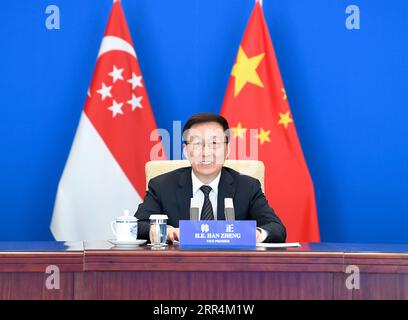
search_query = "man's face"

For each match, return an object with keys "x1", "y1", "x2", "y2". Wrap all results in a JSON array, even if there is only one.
[{"x1": 183, "y1": 121, "x2": 229, "y2": 179}]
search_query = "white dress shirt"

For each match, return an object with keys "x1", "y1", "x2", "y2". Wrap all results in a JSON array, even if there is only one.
[
  {"x1": 191, "y1": 170, "x2": 221, "y2": 219},
  {"x1": 190, "y1": 170, "x2": 268, "y2": 242}
]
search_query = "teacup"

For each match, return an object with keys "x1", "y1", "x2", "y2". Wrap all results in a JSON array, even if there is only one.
[{"x1": 111, "y1": 210, "x2": 138, "y2": 241}]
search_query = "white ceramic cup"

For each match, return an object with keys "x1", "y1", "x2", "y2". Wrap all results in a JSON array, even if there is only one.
[{"x1": 111, "y1": 211, "x2": 138, "y2": 241}]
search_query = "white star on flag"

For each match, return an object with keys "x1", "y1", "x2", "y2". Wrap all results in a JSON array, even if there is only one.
[
  {"x1": 109, "y1": 65, "x2": 124, "y2": 83},
  {"x1": 51, "y1": 1, "x2": 164, "y2": 242},
  {"x1": 96, "y1": 82, "x2": 112, "y2": 100},
  {"x1": 127, "y1": 72, "x2": 143, "y2": 90},
  {"x1": 127, "y1": 94, "x2": 143, "y2": 111},
  {"x1": 108, "y1": 99, "x2": 124, "y2": 117}
]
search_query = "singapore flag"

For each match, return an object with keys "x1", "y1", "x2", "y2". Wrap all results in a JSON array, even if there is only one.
[{"x1": 51, "y1": 0, "x2": 164, "y2": 240}]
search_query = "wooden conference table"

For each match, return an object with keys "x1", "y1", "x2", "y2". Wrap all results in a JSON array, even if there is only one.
[{"x1": 0, "y1": 241, "x2": 407, "y2": 299}]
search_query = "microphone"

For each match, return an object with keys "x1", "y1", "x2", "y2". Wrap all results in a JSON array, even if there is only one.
[
  {"x1": 190, "y1": 197, "x2": 200, "y2": 220},
  {"x1": 224, "y1": 198, "x2": 235, "y2": 221}
]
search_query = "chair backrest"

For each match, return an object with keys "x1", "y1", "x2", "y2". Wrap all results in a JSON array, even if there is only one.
[{"x1": 145, "y1": 160, "x2": 265, "y2": 192}]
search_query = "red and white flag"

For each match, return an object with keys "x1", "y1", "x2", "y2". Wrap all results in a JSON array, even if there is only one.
[{"x1": 51, "y1": 1, "x2": 164, "y2": 240}]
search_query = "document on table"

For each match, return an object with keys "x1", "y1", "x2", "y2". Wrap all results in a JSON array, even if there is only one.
[{"x1": 256, "y1": 242, "x2": 301, "y2": 248}]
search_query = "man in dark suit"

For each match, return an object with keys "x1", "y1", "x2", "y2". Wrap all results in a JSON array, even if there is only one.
[{"x1": 135, "y1": 113, "x2": 286, "y2": 243}]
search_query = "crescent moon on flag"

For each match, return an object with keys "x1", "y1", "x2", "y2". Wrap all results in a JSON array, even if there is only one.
[{"x1": 97, "y1": 35, "x2": 137, "y2": 59}]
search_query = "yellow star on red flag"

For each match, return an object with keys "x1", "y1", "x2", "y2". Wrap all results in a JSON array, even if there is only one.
[
  {"x1": 281, "y1": 88, "x2": 287, "y2": 100},
  {"x1": 231, "y1": 122, "x2": 247, "y2": 139},
  {"x1": 257, "y1": 128, "x2": 271, "y2": 145},
  {"x1": 278, "y1": 111, "x2": 293, "y2": 129},
  {"x1": 231, "y1": 46, "x2": 265, "y2": 97}
]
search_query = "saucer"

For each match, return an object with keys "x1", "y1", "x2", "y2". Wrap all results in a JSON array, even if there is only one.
[
  {"x1": 147, "y1": 243, "x2": 168, "y2": 247},
  {"x1": 108, "y1": 239, "x2": 147, "y2": 248}
]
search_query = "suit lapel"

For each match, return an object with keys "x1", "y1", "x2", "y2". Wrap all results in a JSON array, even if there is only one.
[
  {"x1": 217, "y1": 168, "x2": 236, "y2": 220},
  {"x1": 176, "y1": 167, "x2": 193, "y2": 221}
]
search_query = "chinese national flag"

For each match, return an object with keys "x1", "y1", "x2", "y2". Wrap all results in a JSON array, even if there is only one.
[
  {"x1": 51, "y1": 0, "x2": 164, "y2": 240},
  {"x1": 221, "y1": 2, "x2": 320, "y2": 242}
]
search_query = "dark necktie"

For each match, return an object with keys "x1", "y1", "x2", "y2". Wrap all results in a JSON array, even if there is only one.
[{"x1": 200, "y1": 185, "x2": 214, "y2": 220}]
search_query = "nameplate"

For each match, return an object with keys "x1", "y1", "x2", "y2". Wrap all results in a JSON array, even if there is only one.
[{"x1": 179, "y1": 220, "x2": 256, "y2": 249}]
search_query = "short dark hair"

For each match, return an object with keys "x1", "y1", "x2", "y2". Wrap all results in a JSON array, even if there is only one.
[{"x1": 182, "y1": 113, "x2": 230, "y2": 143}]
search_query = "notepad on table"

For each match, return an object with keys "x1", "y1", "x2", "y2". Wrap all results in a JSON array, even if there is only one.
[{"x1": 256, "y1": 242, "x2": 301, "y2": 248}]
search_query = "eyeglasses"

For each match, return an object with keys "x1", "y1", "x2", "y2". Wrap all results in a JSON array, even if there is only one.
[{"x1": 184, "y1": 140, "x2": 228, "y2": 150}]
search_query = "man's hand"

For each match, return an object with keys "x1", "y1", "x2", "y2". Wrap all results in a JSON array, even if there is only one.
[
  {"x1": 167, "y1": 226, "x2": 180, "y2": 243},
  {"x1": 256, "y1": 229, "x2": 262, "y2": 243}
]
